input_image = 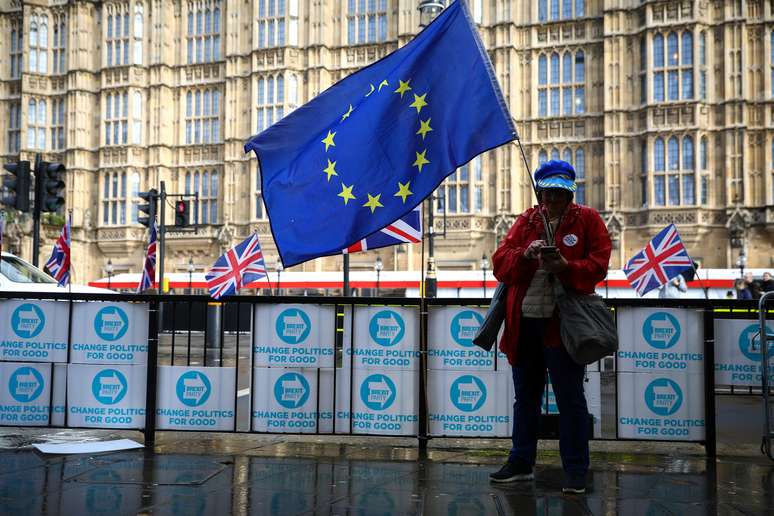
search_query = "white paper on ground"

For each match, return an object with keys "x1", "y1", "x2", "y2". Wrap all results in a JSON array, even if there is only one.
[{"x1": 32, "y1": 438, "x2": 143, "y2": 454}]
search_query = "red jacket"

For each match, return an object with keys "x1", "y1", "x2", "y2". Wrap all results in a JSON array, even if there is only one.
[{"x1": 492, "y1": 203, "x2": 612, "y2": 365}]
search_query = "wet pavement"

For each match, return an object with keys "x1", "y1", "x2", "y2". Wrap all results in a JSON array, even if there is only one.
[{"x1": 1, "y1": 430, "x2": 773, "y2": 515}]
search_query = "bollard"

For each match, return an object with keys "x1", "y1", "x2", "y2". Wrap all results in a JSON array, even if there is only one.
[{"x1": 205, "y1": 302, "x2": 222, "y2": 366}]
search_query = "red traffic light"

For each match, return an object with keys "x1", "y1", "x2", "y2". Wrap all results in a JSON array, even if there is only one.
[{"x1": 176, "y1": 200, "x2": 186, "y2": 213}]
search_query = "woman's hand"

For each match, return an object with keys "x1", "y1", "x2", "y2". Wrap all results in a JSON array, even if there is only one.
[{"x1": 524, "y1": 240, "x2": 546, "y2": 260}]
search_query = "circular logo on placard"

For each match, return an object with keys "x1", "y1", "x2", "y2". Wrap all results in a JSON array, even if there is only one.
[
  {"x1": 368, "y1": 310, "x2": 405, "y2": 347},
  {"x1": 450, "y1": 375, "x2": 487, "y2": 412},
  {"x1": 91, "y1": 369, "x2": 128, "y2": 405},
  {"x1": 94, "y1": 306, "x2": 129, "y2": 341},
  {"x1": 273, "y1": 372, "x2": 310, "y2": 409},
  {"x1": 562, "y1": 234, "x2": 578, "y2": 247},
  {"x1": 360, "y1": 374, "x2": 396, "y2": 411},
  {"x1": 644, "y1": 378, "x2": 683, "y2": 416},
  {"x1": 642, "y1": 312, "x2": 681, "y2": 349},
  {"x1": 11, "y1": 303, "x2": 46, "y2": 339},
  {"x1": 450, "y1": 310, "x2": 484, "y2": 348},
  {"x1": 8, "y1": 367, "x2": 45, "y2": 403},
  {"x1": 738, "y1": 324, "x2": 774, "y2": 362},
  {"x1": 275, "y1": 308, "x2": 311, "y2": 344},
  {"x1": 175, "y1": 371, "x2": 212, "y2": 407}
]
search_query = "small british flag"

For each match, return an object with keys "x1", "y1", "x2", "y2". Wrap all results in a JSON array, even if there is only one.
[
  {"x1": 137, "y1": 222, "x2": 157, "y2": 293},
  {"x1": 624, "y1": 224, "x2": 694, "y2": 297},
  {"x1": 45, "y1": 214, "x2": 71, "y2": 287},
  {"x1": 205, "y1": 232, "x2": 267, "y2": 299},
  {"x1": 343, "y1": 205, "x2": 422, "y2": 254}
]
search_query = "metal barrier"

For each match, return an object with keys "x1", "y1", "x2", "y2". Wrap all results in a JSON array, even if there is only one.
[
  {"x1": 1, "y1": 291, "x2": 772, "y2": 458},
  {"x1": 760, "y1": 291, "x2": 774, "y2": 460}
]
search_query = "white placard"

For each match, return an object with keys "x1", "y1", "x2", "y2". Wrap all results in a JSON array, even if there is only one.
[
  {"x1": 428, "y1": 306, "x2": 498, "y2": 370},
  {"x1": 252, "y1": 367, "x2": 329, "y2": 433},
  {"x1": 70, "y1": 302, "x2": 149, "y2": 365},
  {"x1": 714, "y1": 319, "x2": 774, "y2": 386},
  {"x1": 616, "y1": 308, "x2": 704, "y2": 373},
  {"x1": 156, "y1": 366, "x2": 236, "y2": 430},
  {"x1": 0, "y1": 300, "x2": 68, "y2": 362},
  {"x1": 33, "y1": 439, "x2": 143, "y2": 454},
  {"x1": 0, "y1": 362, "x2": 52, "y2": 426},
  {"x1": 253, "y1": 304, "x2": 335, "y2": 368},
  {"x1": 67, "y1": 364, "x2": 146, "y2": 429},
  {"x1": 428, "y1": 370, "x2": 511, "y2": 436},
  {"x1": 347, "y1": 369, "x2": 418, "y2": 436},
  {"x1": 349, "y1": 306, "x2": 419, "y2": 370},
  {"x1": 617, "y1": 371, "x2": 705, "y2": 441}
]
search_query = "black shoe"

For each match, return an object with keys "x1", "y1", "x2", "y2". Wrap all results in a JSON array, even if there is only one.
[
  {"x1": 561, "y1": 473, "x2": 586, "y2": 494},
  {"x1": 489, "y1": 459, "x2": 534, "y2": 483}
]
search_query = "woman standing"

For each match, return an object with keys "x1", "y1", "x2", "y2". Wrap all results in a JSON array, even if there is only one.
[{"x1": 489, "y1": 160, "x2": 611, "y2": 494}]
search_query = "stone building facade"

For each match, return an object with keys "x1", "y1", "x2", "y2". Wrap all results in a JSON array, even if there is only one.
[{"x1": 1, "y1": 0, "x2": 773, "y2": 284}]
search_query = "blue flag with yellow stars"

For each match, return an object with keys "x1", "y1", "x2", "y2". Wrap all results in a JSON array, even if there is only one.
[{"x1": 244, "y1": 0, "x2": 516, "y2": 267}]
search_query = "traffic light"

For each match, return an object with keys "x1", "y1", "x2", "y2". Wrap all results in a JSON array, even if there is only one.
[
  {"x1": 1, "y1": 161, "x2": 31, "y2": 212},
  {"x1": 35, "y1": 160, "x2": 66, "y2": 213},
  {"x1": 137, "y1": 188, "x2": 158, "y2": 228},
  {"x1": 174, "y1": 200, "x2": 189, "y2": 227}
]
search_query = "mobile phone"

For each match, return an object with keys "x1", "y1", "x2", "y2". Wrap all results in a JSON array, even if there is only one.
[{"x1": 539, "y1": 246, "x2": 558, "y2": 256}]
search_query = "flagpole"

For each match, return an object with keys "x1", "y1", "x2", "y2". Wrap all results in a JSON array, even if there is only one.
[{"x1": 511, "y1": 138, "x2": 554, "y2": 245}]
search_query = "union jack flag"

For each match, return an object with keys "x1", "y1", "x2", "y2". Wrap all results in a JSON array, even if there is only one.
[
  {"x1": 624, "y1": 224, "x2": 693, "y2": 297},
  {"x1": 343, "y1": 205, "x2": 422, "y2": 254},
  {"x1": 137, "y1": 222, "x2": 157, "y2": 293},
  {"x1": 45, "y1": 214, "x2": 71, "y2": 287},
  {"x1": 205, "y1": 232, "x2": 267, "y2": 299}
]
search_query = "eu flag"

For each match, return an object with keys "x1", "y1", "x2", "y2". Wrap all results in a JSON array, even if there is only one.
[{"x1": 244, "y1": 0, "x2": 516, "y2": 267}]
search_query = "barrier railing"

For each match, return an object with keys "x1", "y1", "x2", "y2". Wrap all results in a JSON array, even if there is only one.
[{"x1": 1, "y1": 291, "x2": 772, "y2": 458}]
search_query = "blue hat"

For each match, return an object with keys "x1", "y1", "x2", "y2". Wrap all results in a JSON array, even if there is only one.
[{"x1": 534, "y1": 159, "x2": 576, "y2": 193}]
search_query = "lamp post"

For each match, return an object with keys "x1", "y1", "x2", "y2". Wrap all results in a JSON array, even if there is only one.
[
  {"x1": 187, "y1": 257, "x2": 195, "y2": 293},
  {"x1": 480, "y1": 254, "x2": 489, "y2": 297},
  {"x1": 374, "y1": 256, "x2": 383, "y2": 296},
  {"x1": 418, "y1": 0, "x2": 445, "y2": 27},
  {"x1": 276, "y1": 261, "x2": 283, "y2": 296},
  {"x1": 736, "y1": 248, "x2": 747, "y2": 279},
  {"x1": 106, "y1": 259, "x2": 113, "y2": 290}
]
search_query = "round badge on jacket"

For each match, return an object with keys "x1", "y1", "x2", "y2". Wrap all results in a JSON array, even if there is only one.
[{"x1": 562, "y1": 233, "x2": 579, "y2": 247}]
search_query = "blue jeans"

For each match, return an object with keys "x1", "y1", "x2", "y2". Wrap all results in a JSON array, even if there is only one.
[{"x1": 508, "y1": 317, "x2": 590, "y2": 476}]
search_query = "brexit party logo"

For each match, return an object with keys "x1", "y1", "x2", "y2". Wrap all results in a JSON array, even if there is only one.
[
  {"x1": 360, "y1": 374, "x2": 396, "y2": 411},
  {"x1": 275, "y1": 309, "x2": 311, "y2": 344},
  {"x1": 644, "y1": 378, "x2": 683, "y2": 417},
  {"x1": 642, "y1": 312, "x2": 681, "y2": 349},
  {"x1": 176, "y1": 371, "x2": 211, "y2": 407},
  {"x1": 450, "y1": 311, "x2": 483, "y2": 348},
  {"x1": 450, "y1": 375, "x2": 486, "y2": 412},
  {"x1": 8, "y1": 367, "x2": 45, "y2": 403},
  {"x1": 11, "y1": 303, "x2": 45, "y2": 339},
  {"x1": 739, "y1": 324, "x2": 774, "y2": 362},
  {"x1": 91, "y1": 369, "x2": 128, "y2": 405},
  {"x1": 274, "y1": 372, "x2": 310, "y2": 409},
  {"x1": 94, "y1": 306, "x2": 129, "y2": 341},
  {"x1": 369, "y1": 310, "x2": 405, "y2": 347}
]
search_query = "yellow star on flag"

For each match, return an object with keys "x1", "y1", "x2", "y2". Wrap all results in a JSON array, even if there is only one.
[
  {"x1": 413, "y1": 149, "x2": 430, "y2": 172},
  {"x1": 340, "y1": 104, "x2": 354, "y2": 122},
  {"x1": 338, "y1": 183, "x2": 355, "y2": 205},
  {"x1": 321, "y1": 130, "x2": 336, "y2": 151},
  {"x1": 378, "y1": 79, "x2": 389, "y2": 91},
  {"x1": 323, "y1": 159, "x2": 338, "y2": 181},
  {"x1": 363, "y1": 193, "x2": 384, "y2": 213},
  {"x1": 365, "y1": 83, "x2": 375, "y2": 97},
  {"x1": 410, "y1": 93, "x2": 428, "y2": 114},
  {"x1": 394, "y1": 79, "x2": 412, "y2": 98},
  {"x1": 416, "y1": 118, "x2": 433, "y2": 140},
  {"x1": 394, "y1": 181, "x2": 413, "y2": 203}
]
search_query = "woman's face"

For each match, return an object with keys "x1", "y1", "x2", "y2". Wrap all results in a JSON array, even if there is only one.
[{"x1": 541, "y1": 188, "x2": 571, "y2": 216}]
